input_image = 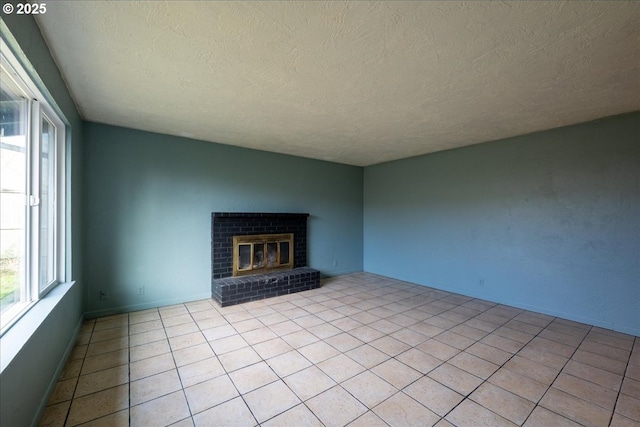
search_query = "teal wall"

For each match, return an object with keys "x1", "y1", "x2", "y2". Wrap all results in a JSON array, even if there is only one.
[
  {"x1": 1, "y1": 11, "x2": 84, "y2": 427},
  {"x1": 364, "y1": 112, "x2": 640, "y2": 336},
  {"x1": 83, "y1": 123, "x2": 363, "y2": 316}
]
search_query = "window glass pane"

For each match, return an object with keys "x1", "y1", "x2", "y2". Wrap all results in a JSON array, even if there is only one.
[
  {"x1": 279, "y1": 241, "x2": 290, "y2": 265},
  {"x1": 266, "y1": 242, "x2": 277, "y2": 267},
  {"x1": 253, "y1": 243, "x2": 264, "y2": 268},
  {"x1": 0, "y1": 77, "x2": 28, "y2": 313},
  {"x1": 39, "y1": 116, "x2": 56, "y2": 290},
  {"x1": 238, "y1": 244, "x2": 251, "y2": 270}
]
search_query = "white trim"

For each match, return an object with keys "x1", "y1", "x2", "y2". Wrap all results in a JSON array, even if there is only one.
[
  {"x1": 29, "y1": 99, "x2": 40, "y2": 301},
  {"x1": 38, "y1": 105, "x2": 65, "y2": 298}
]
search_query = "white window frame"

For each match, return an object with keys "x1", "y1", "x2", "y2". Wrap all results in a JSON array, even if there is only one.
[{"x1": 0, "y1": 36, "x2": 67, "y2": 336}]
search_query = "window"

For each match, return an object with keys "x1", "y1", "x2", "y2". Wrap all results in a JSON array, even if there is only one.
[{"x1": 0, "y1": 37, "x2": 66, "y2": 335}]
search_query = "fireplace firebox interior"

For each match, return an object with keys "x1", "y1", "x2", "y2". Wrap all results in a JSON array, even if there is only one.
[{"x1": 233, "y1": 233, "x2": 293, "y2": 276}]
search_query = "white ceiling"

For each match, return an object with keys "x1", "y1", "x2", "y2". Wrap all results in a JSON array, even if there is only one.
[{"x1": 35, "y1": 1, "x2": 639, "y2": 166}]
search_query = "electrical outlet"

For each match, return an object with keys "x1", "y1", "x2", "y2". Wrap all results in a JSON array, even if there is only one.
[
  {"x1": 138, "y1": 286, "x2": 145, "y2": 295},
  {"x1": 99, "y1": 290, "x2": 109, "y2": 300}
]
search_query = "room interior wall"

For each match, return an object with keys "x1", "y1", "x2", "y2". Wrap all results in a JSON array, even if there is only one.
[
  {"x1": 83, "y1": 122, "x2": 364, "y2": 317},
  {"x1": 1, "y1": 14, "x2": 85, "y2": 427},
  {"x1": 364, "y1": 112, "x2": 640, "y2": 336}
]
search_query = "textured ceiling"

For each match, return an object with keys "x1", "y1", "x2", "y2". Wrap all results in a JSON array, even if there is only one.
[{"x1": 35, "y1": 1, "x2": 639, "y2": 166}]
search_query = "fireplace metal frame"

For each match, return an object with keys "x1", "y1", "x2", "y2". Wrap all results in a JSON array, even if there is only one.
[{"x1": 232, "y1": 233, "x2": 294, "y2": 277}]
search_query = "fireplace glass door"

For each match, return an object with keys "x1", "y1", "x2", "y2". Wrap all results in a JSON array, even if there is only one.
[{"x1": 233, "y1": 233, "x2": 293, "y2": 276}]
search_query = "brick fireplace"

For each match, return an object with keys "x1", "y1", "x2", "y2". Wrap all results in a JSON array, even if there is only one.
[{"x1": 211, "y1": 212, "x2": 320, "y2": 306}]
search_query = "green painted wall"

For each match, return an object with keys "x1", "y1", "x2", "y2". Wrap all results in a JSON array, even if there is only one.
[
  {"x1": 1, "y1": 11, "x2": 84, "y2": 427},
  {"x1": 364, "y1": 113, "x2": 640, "y2": 336},
  {"x1": 83, "y1": 123, "x2": 363, "y2": 316}
]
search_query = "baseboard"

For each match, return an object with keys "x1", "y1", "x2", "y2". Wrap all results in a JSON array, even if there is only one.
[
  {"x1": 31, "y1": 313, "x2": 84, "y2": 427},
  {"x1": 84, "y1": 292, "x2": 213, "y2": 319},
  {"x1": 363, "y1": 269, "x2": 639, "y2": 337}
]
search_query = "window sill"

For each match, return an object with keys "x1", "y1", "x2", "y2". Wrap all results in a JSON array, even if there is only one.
[
  {"x1": 0, "y1": 281, "x2": 76, "y2": 373},
  {"x1": 0, "y1": 300, "x2": 37, "y2": 337}
]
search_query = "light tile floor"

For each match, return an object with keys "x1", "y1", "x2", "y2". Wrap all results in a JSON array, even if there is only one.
[{"x1": 40, "y1": 273, "x2": 640, "y2": 427}]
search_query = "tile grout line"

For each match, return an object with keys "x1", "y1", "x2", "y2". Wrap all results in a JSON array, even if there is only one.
[
  {"x1": 518, "y1": 322, "x2": 593, "y2": 427},
  {"x1": 226, "y1": 299, "x2": 342, "y2": 426},
  {"x1": 174, "y1": 304, "x2": 198, "y2": 426},
  {"x1": 418, "y1": 299, "x2": 543, "y2": 425},
  {"x1": 606, "y1": 335, "x2": 637, "y2": 427},
  {"x1": 289, "y1": 291, "x2": 509, "y2": 425},
  {"x1": 65, "y1": 319, "x2": 94, "y2": 427},
  {"x1": 192, "y1": 299, "x2": 267, "y2": 426}
]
